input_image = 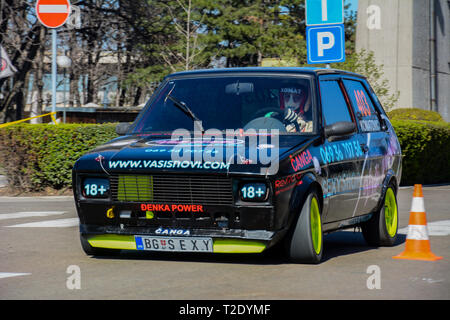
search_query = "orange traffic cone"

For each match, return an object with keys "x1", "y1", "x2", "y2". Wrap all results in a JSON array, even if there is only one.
[{"x1": 393, "y1": 184, "x2": 442, "y2": 261}]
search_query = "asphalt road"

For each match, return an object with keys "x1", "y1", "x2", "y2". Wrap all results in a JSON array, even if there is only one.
[{"x1": 0, "y1": 186, "x2": 449, "y2": 300}]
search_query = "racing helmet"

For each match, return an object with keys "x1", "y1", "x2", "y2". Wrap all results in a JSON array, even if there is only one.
[{"x1": 279, "y1": 87, "x2": 308, "y2": 115}]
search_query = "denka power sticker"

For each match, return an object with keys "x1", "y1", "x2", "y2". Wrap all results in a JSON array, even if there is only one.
[{"x1": 140, "y1": 203, "x2": 204, "y2": 213}]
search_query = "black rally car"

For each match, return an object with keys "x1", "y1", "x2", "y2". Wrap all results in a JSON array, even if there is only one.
[{"x1": 73, "y1": 67, "x2": 402, "y2": 263}]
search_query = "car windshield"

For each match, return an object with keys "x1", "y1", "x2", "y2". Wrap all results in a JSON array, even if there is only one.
[{"x1": 132, "y1": 75, "x2": 315, "y2": 134}]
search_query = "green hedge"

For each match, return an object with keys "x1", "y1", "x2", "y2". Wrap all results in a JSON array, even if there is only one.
[
  {"x1": 388, "y1": 108, "x2": 444, "y2": 122},
  {"x1": 0, "y1": 123, "x2": 117, "y2": 191},
  {"x1": 391, "y1": 120, "x2": 450, "y2": 186},
  {"x1": 0, "y1": 121, "x2": 449, "y2": 191}
]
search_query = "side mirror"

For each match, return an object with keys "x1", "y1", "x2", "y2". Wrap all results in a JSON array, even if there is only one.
[
  {"x1": 324, "y1": 121, "x2": 356, "y2": 138},
  {"x1": 115, "y1": 123, "x2": 131, "y2": 136}
]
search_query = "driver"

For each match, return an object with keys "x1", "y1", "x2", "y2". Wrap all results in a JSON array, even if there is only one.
[{"x1": 279, "y1": 87, "x2": 313, "y2": 132}]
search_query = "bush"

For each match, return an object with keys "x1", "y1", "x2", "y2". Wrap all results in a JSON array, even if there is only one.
[
  {"x1": 392, "y1": 120, "x2": 450, "y2": 185},
  {"x1": 0, "y1": 121, "x2": 449, "y2": 191},
  {"x1": 388, "y1": 108, "x2": 444, "y2": 122},
  {"x1": 0, "y1": 123, "x2": 118, "y2": 191}
]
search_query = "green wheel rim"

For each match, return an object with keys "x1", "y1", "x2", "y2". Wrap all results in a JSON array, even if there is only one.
[
  {"x1": 310, "y1": 196, "x2": 322, "y2": 255},
  {"x1": 384, "y1": 188, "x2": 398, "y2": 238}
]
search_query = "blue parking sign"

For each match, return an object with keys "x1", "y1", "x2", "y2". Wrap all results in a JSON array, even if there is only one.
[
  {"x1": 307, "y1": 24, "x2": 345, "y2": 64},
  {"x1": 306, "y1": 0, "x2": 344, "y2": 26}
]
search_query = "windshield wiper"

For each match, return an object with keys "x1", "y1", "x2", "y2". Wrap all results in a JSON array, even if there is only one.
[{"x1": 164, "y1": 85, "x2": 204, "y2": 133}]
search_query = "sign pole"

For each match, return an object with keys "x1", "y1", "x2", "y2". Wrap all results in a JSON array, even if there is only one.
[
  {"x1": 51, "y1": 28, "x2": 57, "y2": 115},
  {"x1": 36, "y1": 0, "x2": 71, "y2": 119}
]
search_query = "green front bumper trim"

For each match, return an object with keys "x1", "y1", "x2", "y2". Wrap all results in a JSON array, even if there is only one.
[{"x1": 87, "y1": 235, "x2": 267, "y2": 253}]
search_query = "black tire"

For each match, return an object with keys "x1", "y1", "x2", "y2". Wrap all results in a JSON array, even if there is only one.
[
  {"x1": 361, "y1": 185, "x2": 398, "y2": 247},
  {"x1": 285, "y1": 191, "x2": 323, "y2": 264},
  {"x1": 80, "y1": 234, "x2": 120, "y2": 256}
]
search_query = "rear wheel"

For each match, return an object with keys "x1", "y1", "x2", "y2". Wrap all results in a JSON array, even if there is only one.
[
  {"x1": 285, "y1": 191, "x2": 323, "y2": 264},
  {"x1": 362, "y1": 186, "x2": 398, "y2": 246}
]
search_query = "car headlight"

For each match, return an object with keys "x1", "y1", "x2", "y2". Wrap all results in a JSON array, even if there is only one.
[
  {"x1": 82, "y1": 177, "x2": 110, "y2": 199},
  {"x1": 239, "y1": 183, "x2": 268, "y2": 202}
]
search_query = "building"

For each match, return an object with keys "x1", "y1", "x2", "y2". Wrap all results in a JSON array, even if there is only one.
[
  {"x1": 356, "y1": 0, "x2": 450, "y2": 121},
  {"x1": 23, "y1": 51, "x2": 146, "y2": 123}
]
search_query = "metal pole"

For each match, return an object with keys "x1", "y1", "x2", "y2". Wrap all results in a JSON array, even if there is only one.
[
  {"x1": 63, "y1": 69, "x2": 66, "y2": 123},
  {"x1": 51, "y1": 28, "x2": 57, "y2": 116}
]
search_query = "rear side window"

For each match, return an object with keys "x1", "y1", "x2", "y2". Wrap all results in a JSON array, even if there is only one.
[
  {"x1": 343, "y1": 79, "x2": 381, "y2": 132},
  {"x1": 319, "y1": 79, "x2": 353, "y2": 126}
]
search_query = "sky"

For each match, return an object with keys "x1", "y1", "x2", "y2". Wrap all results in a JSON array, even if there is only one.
[{"x1": 347, "y1": 0, "x2": 359, "y2": 12}]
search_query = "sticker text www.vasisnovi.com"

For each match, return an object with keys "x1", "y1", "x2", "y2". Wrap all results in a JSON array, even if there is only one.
[{"x1": 108, "y1": 159, "x2": 230, "y2": 170}]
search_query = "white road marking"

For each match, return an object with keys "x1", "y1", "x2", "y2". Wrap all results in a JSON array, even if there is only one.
[
  {"x1": 0, "y1": 196, "x2": 73, "y2": 202},
  {"x1": 6, "y1": 218, "x2": 79, "y2": 228},
  {"x1": 0, "y1": 273, "x2": 31, "y2": 279},
  {"x1": 0, "y1": 211, "x2": 66, "y2": 220},
  {"x1": 339, "y1": 220, "x2": 450, "y2": 236}
]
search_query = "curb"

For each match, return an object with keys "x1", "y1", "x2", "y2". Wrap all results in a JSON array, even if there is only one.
[{"x1": 0, "y1": 196, "x2": 73, "y2": 201}]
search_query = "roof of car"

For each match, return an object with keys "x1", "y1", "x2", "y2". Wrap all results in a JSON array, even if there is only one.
[{"x1": 166, "y1": 67, "x2": 366, "y2": 79}]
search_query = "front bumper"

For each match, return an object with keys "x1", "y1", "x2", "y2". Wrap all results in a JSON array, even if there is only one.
[
  {"x1": 80, "y1": 223, "x2": 278, "y2": 253},
  {"x1": 83, "y1": 234, "x2": 268, "y2": 253}
]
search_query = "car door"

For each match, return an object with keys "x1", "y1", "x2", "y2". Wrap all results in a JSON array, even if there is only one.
[
  {"x1": 342, "y1": 77, "x2": 388, "y2": 215},
  {"x1": 318, "y1": 76, "x2": 364, "y2": 223}
]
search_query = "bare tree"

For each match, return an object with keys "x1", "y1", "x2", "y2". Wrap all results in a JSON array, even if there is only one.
[
  {"x1": 161, "y1": 0, "x2": 207, "y2": 71},
  {"x1": 0, "y1": 0, "x2": 44, "y2": 122}
]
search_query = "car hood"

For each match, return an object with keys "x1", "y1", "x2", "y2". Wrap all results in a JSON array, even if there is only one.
[{"x1": 74, "y1": 134, "x2": 315, "y2": 175}]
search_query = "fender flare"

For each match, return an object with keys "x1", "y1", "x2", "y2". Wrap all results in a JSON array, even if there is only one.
[
  {"x1": 286, "y1": 172, "x2": 323, "y2": 231},
  {"x1": 375, "y1": 169, "x2": 399, "y2": 213}
]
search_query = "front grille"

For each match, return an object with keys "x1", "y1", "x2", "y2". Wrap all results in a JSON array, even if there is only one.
[{"x1": 110, "y1": 174, "x2": 234, "y2": 205}]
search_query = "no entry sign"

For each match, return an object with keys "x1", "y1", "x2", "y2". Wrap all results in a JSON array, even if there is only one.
[{"x1": 36, "y1": 0, "x2": 71, "y2": 28}]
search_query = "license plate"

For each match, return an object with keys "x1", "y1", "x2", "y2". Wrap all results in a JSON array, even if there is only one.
[{"x1": 135, "y1": 236, "x2": 213, "y2": 252}]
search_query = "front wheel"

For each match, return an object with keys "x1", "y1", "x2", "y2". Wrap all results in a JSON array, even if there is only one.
[
  {"x1": 285, "y1": 191, "x2": 323, "y2": 264},
  {"x1": 362, "y1": 186, "x2": 398, "y2": 246}
]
